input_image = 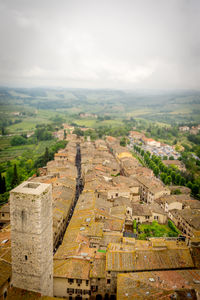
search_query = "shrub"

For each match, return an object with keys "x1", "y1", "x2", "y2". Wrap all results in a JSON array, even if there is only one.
[
  {"x1": 168, "y1": 220, "x2": 179, "y2": 234},
  {"x1": 0, "y1": 192, "x2": 9, "y2": 206},
  {"x1": 172, "y1": 189, "x2": 181, "y2": 195},
  {"x1": 133, "y1": 220, "x2": 137, "y2": 229}
]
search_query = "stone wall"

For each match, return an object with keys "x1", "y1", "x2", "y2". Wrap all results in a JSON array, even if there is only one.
[{"x1": 10, "y1": 181, "x2": 53, "y2": 296}]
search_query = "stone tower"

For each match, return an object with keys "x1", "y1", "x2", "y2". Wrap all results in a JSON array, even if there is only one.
[{"x1": 10, "y1": 181, "x2": 53, "y2": 296}]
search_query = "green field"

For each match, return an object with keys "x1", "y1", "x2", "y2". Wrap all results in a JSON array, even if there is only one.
[
  {"x1": 73, "y1": 118, "x2": 124, "y2": 128},
  {"x1": 0, "y1": 139, "x2": 56, "y2": 163},
  {"x1": 73, "y1": 119, "x2": 98, "y2": 128},
  {"x1": 7, "y1": 112, "x2": 54, "y2": 134}
]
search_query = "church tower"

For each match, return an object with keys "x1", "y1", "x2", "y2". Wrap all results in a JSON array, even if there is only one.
[{"x1": 10, "y1": 181, "x2": 53, "y2": 296}]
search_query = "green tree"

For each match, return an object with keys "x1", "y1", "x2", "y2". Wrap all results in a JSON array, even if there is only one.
[
  {"x1": 167, "y1": 168, "x2": 172, "y2": 176},
  {"x1": 165, "y1": 175, "x2": 172, "y2": 185},
  {"x1": 73, "y1": 127, "x2": 84, "y2": 137},
  {"x1": 35, "y1": 126, "x2": 53, "y2": 141},
  {"x1": 44, "y1": 147, "x2": 50, "y2": 165},
  {"x1": 153, "y1": 166, "x2": 159, "y2": 177},
  {"x1": 11, "y1": 135, "x2": 27, "y2": 146},
  {"x1": 187, "y1": 181, "x2": 193, "y2": 189},
  {"x1": 180, "y1": 177, "x2": 186, "y2": 186},
  {"x1": 160, "y1": 173, "x2": 167, "y2": 183},
  {"x1": 1, "y1": 126, "x2": 6, "y2": 135},
  {"x1": 11, "y1": 164, "x2": 19, "y2": 188},
  {"x1": 120, "y1": 137, "x2": 126, "y2": 147},
  {"x1": 171, "y1": 171, "x2": 176, "y2": 182},
  {"x1": 175, "y1": 174, "x2": 181, "y2": 185},
  {"x1": 64, "y1": 130, "x2": 67, "y2": 140},
  {"x1": 158, "y1": 162, "x2": 164, "y2": 171},
  {"x1": 192, "y1": 184, "x2": 199, "y2": 195},
  {"x1": 168, "y1": 220, "x2": 179, "y2": 234},
  {"x1": 146, "y1": 151, "x2": 151, "y2": 157},
  {"x1": 0, "y1": 173, "x2": 6, "y2": 194}
]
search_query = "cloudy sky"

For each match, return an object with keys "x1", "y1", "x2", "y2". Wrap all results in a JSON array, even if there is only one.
[{"x1": 0, "y1": 0, "x2": 199, "y2": 89}]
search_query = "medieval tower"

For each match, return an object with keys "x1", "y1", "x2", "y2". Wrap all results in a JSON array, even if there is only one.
[{"x1": 10, "y1": 181, "x2": 53, "y2": 296}]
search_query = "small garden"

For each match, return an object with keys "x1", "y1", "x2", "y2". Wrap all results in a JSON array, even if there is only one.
[{"x1": 134, "y1": 220, "x2": 180, "y2": 240}]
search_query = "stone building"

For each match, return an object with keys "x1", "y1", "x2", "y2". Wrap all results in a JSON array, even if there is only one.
[
  {"x1": 53, "y1": 258, "x2": 91, "y2": 299},
  {"x1": 10, "y1": 181, "x2": 53, "y2": 296},
  {"x1": 169, "y1": 208, "x2": 200, "y2": 237},
  {"x1": 0, "y1": 204, "x2": 10, "y2": 227},
  {"x1": 136, "y1": 176, "x2": 170, "y2": 204},
  {"x1": 131, "y1": 203, "x2": 167, "y2": 224}
]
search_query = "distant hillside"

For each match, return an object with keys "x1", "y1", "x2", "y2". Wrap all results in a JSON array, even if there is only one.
[{"x1": 0, "y1": 87, "x2": 200, "y2": 124}]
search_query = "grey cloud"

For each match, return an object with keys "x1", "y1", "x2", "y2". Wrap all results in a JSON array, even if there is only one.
[{"x1": 0, "y1": 0, "x2": 199, "y2": 89}]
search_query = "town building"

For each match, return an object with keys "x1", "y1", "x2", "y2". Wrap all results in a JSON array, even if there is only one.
[
  {"x1": 0, "y1": 204, "x2": 10, "y2": 227},
  {"x1": 142, "y1": 137, "x2": 161, "y2": 147},
  {"x1": 163, "y1": 160, "x2": 186, "y2": 172},
  {"x1": 1, "y1": 137, "x2": 200, "y2": 300},
  {"x1": 179, "y1": 126, "x2": 190, "y2": 132},
  {"x1": 136, "y1": 176, "x2": 170, "y2": 204},
  {"x1": 169, "y1": 208, "x2": 200, "y2": 237}
]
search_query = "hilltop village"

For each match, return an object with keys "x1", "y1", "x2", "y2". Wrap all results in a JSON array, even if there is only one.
[{"x1": 0, "y1": 132, "x2": 200, "y2": 300}]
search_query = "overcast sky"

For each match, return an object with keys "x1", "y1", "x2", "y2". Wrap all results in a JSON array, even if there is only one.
[{"x1": 0, "y1": 0, "x2": 199, "y2": 89}]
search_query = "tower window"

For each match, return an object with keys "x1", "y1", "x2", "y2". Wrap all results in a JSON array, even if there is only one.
[
  {"x1": 25, "y1": 255, "x2": 28, "y2": 261},
  {"x1": 3, "y1": 291, "x2": 7, "y2": 299}
]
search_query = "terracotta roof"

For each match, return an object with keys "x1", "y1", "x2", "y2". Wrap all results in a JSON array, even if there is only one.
[
  {"x1": 54, "y1": 258, "x2": 90, "y2": 279},
  {"x1": 54, "y1": 152, "x2": 68, "y2": 157},
  {"x1": 103, "y1": 219, "x2": 124, "y2": 232},
  {"x1": 149, "y1": 203, "x2": 167, "y2": 215},
  {"x1": 0, "y1": 203, "x2": 10, "y2": 213},
  {"x1": 106, "y1": 242, "x2": 194, "y2": 272},
  {"x1": 90, "y1": 257, "x2": 106, "y2": 278},
  {"x1": 110, "y1": 205, "x2": 127, "y2": 218},
  {"x1": 132, "y1": 204, "x2": 152, "y2": 216},
  {"x1": 179, "y1": 209, "x2": 200, "y2": 230},
  {"x1": 8, "y1": 287, "x2": 63, "y2": 299},
  {"x1": 101, "y1": 232, "x2": 123, "y2": 247},
  {"x1": 117, "y1": 270, "x2": 200, "y2": 299},
  {"x1": 0, "y1": 260, "x2": 11, "y2": 287},
  {"x1": 158, "y1": 194, "x2": 191, "y2": 204}
]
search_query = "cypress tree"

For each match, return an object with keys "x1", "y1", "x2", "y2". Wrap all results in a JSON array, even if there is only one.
[
  {"x1": 2, "y1": 176, "x2": 6, "y2": 193},
  {"x1": 0, "y1": 173, "x2": 3, "y2": 194},
  {"x1": 0, "y1": 173, "x2": 6, "y2": 194},
  {"x1": 11, "y1": 164, "x2": 19, "y2": 188},
  {"x1": 44, "y1": 147, "x2": 49, "y2": 164},
  {"x1": 64, "y1": 130, "x2": 67, "y2": 140}
]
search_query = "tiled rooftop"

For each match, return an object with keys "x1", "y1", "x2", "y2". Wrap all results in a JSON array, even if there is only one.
[
  {"x1": 106, "y1": 241, "x2": 194, "y2": 272},
  {"x1": 54, "y1": 258, "x2": 90, "y2": 279},
  {"x1": 117, "y1": 270, "x2": 200, "y2": 299}
]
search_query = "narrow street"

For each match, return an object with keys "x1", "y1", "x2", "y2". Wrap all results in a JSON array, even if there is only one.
[
  {"x1": 54, "y1": 143, "x2": 84, "y2": 252},
  {"x1": 66, "y1": 143, "x2": 83, "y2": 224}
]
